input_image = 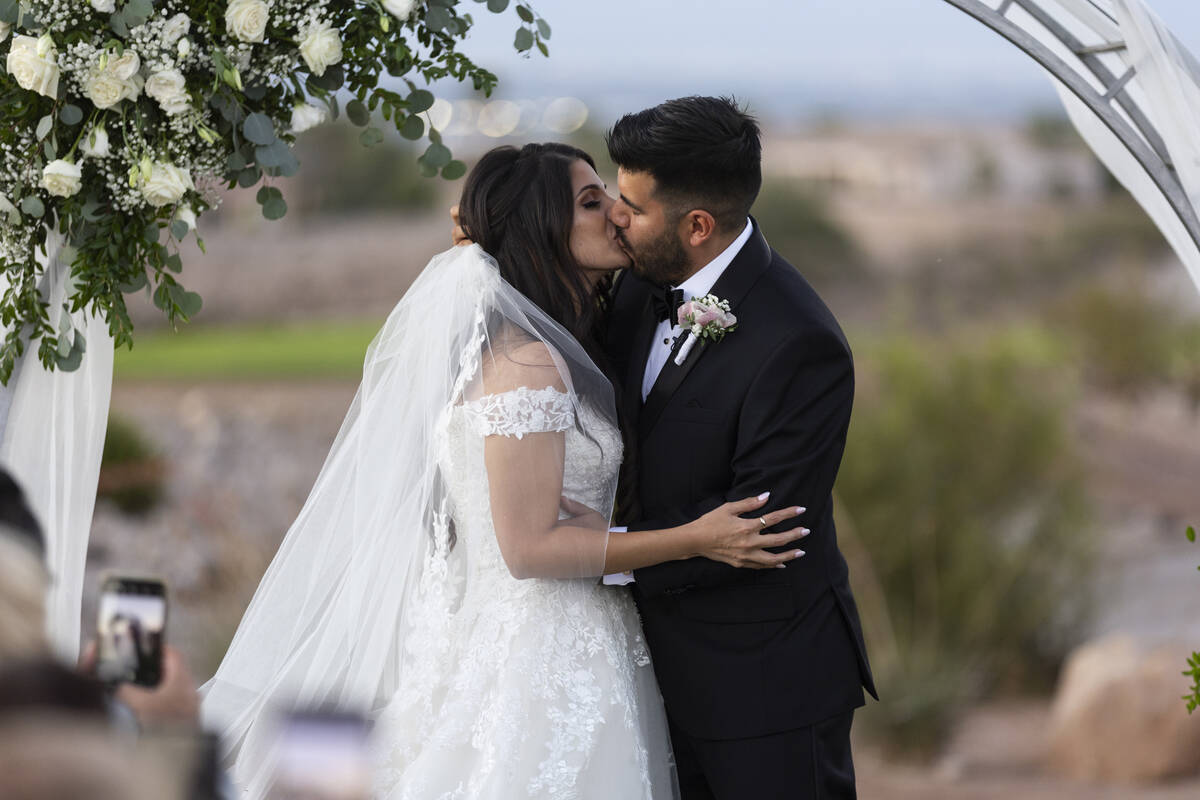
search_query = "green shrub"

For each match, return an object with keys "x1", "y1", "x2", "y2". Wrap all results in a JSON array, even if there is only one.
[
  {"x1": 751, "y1": 180, "x2": 866, "y2": 286},
  {"x1": 99, "y1": 415, "x2": 166, "y2": 515},
  {"x1": 289, "y1": 122, "x2": 439, "y2": 217},
  {"x1": 838, "y1": 328, "x2": 1094, "y2": 757}
]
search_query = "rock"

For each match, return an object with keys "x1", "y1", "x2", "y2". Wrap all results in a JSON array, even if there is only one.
[{"x1": 1047, "y1": 635, "x2": 1200, "y2": 782}]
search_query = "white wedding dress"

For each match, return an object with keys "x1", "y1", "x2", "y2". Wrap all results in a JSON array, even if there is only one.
[
  {"x1": 199, "y1": 246, "x2": 674, "y2": 799},
  {"x1": 372, "y1": 386, "x2": 671, "y2": 798}
]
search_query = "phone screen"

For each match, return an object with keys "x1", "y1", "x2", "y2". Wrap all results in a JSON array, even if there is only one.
[
  {"x1": 96, "y1": 575, "x2": 167, "y2": 687},
  {"x1": 268, "y1": 710, "x2": 372, "y2": 800}
]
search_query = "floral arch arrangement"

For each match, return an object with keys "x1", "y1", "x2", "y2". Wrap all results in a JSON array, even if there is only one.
[{"x1": 0, "y1": 0, "x2": 549, "y2": 382}]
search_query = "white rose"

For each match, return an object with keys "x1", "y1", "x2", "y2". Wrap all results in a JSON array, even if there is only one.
[
  {"x1": 80, "y1": 125, "x2": 110, "y2": 158},
  {"x1": 146, "y1": 68, "x2": 190, "y2": 115},
  {"x1": 381, "y1": 0, "x2": 417, "y2": 19},
  {"x1": 108, "y1": 49, "x2": 140, "y2": 80},
  {"x1": 83, "y1": 66, "x2": 126, "y2": 108},
  {"x1": 299, "y1": 20, "x2": 342, "y2": 77},
  {"x1": 41, "y1": 159, "x2": 82, "y2": 198},
  {"x1": 225, "y1": 0, "x2": 268, "y2": 43},
  {"x1": 177, "y1": 37, "x2": 192, "y2": 58},
  {"x1": 6, "y1": 35, "x2": 60, "y2": 99},
  {"x1": 140, "y1": 162, "x2": 193, "y2": 207},
  {"x1": 289, "y1": 102, "x2": 327, "y2": 133},
  {"x1": 90, "y1": 0, "x2": 116, "y2": 11},
  {"x1": 162, "y1": 13, "x2": 191, "y2": 44}
]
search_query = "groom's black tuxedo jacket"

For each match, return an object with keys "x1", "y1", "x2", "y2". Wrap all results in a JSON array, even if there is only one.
[{"x1": 605, "y1": 219, "x2": 876, "y2": 741}]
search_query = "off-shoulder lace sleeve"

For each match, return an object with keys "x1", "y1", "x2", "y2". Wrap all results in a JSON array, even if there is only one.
[{"x1": 461, "y1": 386, "x2": 575, "y2": 440}]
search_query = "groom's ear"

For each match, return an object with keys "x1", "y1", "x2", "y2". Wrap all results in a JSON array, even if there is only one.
[{"x1": 682, "y1": 209, "x2": 718, "y2": 248}]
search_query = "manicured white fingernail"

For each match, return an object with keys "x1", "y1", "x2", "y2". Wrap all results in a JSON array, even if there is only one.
[
  {"x1": 776, "y1": 564, "x2": 787, "y2": 569},
  {"x1": 757, "y1": 491, "x2": 770, "y2": 501},
  {"x1": 798, "y1": 528, "x2": 811, "y2": 537},
  {"x1": 793, "y1": 550, "x2": 805, "y2": 558},
  {"x1": 794, "y1": 507, "x2": 805, "y2": 516}
]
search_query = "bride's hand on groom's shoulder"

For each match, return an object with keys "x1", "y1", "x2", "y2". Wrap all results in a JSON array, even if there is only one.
[
  {"x1": 690, "y1": 494, "x2": 809, "y2": 570},
  {"x1": 450, "y1": 205, "x2": 472, "y2": 247}
]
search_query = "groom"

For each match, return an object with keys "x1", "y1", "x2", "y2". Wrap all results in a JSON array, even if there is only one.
[{"x1": 603, "y1": 96, "x2": 875, "y2": 799}]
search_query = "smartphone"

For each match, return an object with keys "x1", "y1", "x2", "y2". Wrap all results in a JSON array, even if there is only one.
[
  {"x1": 95, "y1": 574, "x2": 167, "y2": 687},
  {"x1": 267, "y1": 709, "x2": 372, "y2": 800}
]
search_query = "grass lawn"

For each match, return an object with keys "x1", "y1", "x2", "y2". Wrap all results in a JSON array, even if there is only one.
[{"x1": 114, "y1": 319, "x2": 383, "y2": 381}]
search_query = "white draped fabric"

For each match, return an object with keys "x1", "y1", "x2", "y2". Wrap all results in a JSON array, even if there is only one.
[
  {"x1": 1007, "y1": 0, "x2": 1200, "y2": 291},
  {"x1": 0, "y1": 232, "x2": 114, "y2": 661}
]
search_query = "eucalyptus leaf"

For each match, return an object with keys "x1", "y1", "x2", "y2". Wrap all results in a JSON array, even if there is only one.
[
  {"x1": 425, "y1": 5, "x2": 451, "y2": 31},
  {"x1": 56, "y1": 330, "x2": 73, "y2": 358},
  {"x1": 243, "y1": 113, "x2": 276, "y2": 145},
  {"x1": 536, "y1": 39, "x2": 548, "y2": 57},
  {"x1": 243, "y1": 84, "x2": 268, "y2": 101},
  {"x1": 360, "y1": 127, "x2": 384, "y2": 147},
  {"x1": 57, "y1": 337, "x2": 84, "y2": 372},
  {"x1": 227, "y1": 152, "x2": 246, "y2": 172},
  {"x1": 346, "y1": 99, "x2": 370, "y2": 127},
  {"x1": 42, "y1": 140, "x2": 55, "y2": 161},
  {"x1": 35, "y1": 115, "x2": 53, "y2": 141},
  {"x1": 515, "y1": 4, "x2": 533, "y2": 22},
  {"x1": 487, "y1": 0, "x2": 508, "y2": 12},
  {"x1": 442, "y1": 160, "x2": 467, "y2": 180},
  {"x1": 20, "y1": 196, "x2": 44, "y2": 218},
  {"x1": 399, "y1": 114, "x2": 425, "y2": 141},
  {"x1": 59, "y1": 104, "x2": 84, "y2": 126},
  {"x1": 256, "y1": 185, "x2": 281, "y2": 204},
  {"x1": 308, "y1": 65, "x2": 344, "y2": 91},
  {"x1": 170, "y1": 220, "x2": 189, "y2": 240},
  {"x1": 109, "y1": 12, "x2": 128, "y2": 37},
  {"x1": 0, "y1": 0, "x2": 18, "y2": 25},
  {"x1": 118, "y1": 271, "x2": 149, "y2": 293},
  {"x1": 407, "y1": 89, "x2": 434, "y2": 114},
  {"x1": 237, "y1": 167, "x2": 261, "y2": 188},
  {"x1": 422, "y1": 141, "x2": 452, "y2": 170},
  {"x1": 262, "y1": 195, "x2": 287, "y2": 220},
  {"x1": 165, "y1": 253, "x2": 183, "y2": 273},
  {"x1": 536, "y1": 17, "x2": 550, "y2": 38},
  {"x1": 143, "y1": 222, "x2": 159, "y2": 243},
  {"x1": 254, "y1": 140, "x2": 292, "y2": 169},
  {"x1": 514, "y1": 27, "x2": 532, "y2": 52}
]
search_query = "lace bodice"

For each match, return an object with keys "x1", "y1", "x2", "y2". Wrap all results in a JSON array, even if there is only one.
[{"x1": 373, "y1": 386, "x2": 669, "y2": 800}]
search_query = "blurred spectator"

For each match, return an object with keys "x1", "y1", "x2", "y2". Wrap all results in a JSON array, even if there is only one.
[
  {"x1": 0, "y1": 658, "x2": 108, "y2": 720},
  {"x1": 0, "y1": 469, "x2": 48, "y2": 664},
  {"x1": 0, "y1": 716, "x2": 177, "y2": 800}
]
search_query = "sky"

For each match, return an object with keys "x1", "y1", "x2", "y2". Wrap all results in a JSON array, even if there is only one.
[{"x1": 434, "y1": 0, "x2": 1200, "y2": 123}]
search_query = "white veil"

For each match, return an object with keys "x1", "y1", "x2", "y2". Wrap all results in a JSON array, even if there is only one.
[{"x1": 198, "y1": 245, "x2": 623, "y2": 794}]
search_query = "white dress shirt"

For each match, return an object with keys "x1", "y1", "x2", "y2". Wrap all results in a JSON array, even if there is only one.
[
  {"x1": 641, "y1": 219, "x2": 752, "y2": 401},
  {"x1": 604, "y1": 219, "x2": 753, "y2": 586}
]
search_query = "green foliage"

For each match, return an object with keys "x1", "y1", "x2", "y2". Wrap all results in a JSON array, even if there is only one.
[
  {"x1": 750, "y1": 180, "x2": 865, "y2": 286},
  {"x1": 114, "y1": 320, "x2": 381, "y2": 380},
  {"x1": 99, "y1": 414, "x2": 165, "y2": 515},
  {"x1": 1186, "y1": 527, "x2": 1200, "y2": 714},
  {"x1": 1054, "y1": 285, "x2": 1200, "y2": 400},
  {"x1": 839, "y1": 328, "x2": 1094, "y2": 757}
]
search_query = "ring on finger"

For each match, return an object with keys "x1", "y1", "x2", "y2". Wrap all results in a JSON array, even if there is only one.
[{"x1": 758, "y1": 517, "x2": 767, "y2": 530}]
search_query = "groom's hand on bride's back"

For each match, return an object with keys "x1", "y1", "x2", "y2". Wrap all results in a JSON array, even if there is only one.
[{"x1": 450, "y1": 205, "x2": 472, "y2": 247}]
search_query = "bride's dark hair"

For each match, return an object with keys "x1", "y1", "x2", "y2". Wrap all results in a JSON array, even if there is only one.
[{"x1": 457, "y1": 142, "x2": 612, "y2": 365}]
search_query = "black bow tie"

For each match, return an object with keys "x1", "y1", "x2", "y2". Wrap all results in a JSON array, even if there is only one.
[{"x1": 650, "y1": 287, "x2": 685, "y2": 324}]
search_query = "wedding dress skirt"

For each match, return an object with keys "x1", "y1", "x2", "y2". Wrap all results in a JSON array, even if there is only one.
[{"x1": 372, "y1": 386, "x2": 674, "y2": 799}]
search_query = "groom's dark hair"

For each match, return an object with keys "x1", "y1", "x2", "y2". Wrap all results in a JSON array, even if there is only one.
[{"x1": 605, "y1": 96, "x2": 762, "y2": 231}]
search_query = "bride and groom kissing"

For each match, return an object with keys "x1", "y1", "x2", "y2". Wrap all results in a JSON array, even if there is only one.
[{"x1": 201, "y1": 96, "x2": 876, "y2": 799}]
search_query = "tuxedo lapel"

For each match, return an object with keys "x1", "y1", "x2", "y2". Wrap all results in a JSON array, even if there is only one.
[
  {"x1": 638, "y1": 220, "x2": 773, "y2": 438},
  {"x1": 623, "y1": 290, "x2": 658, "y2": 430}
]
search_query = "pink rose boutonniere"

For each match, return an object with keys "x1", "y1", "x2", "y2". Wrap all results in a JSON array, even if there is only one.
[{"x1": 673, "y1": 293, "x2": 738, "y2": 365}]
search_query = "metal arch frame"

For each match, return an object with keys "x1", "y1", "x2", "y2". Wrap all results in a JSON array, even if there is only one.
[{"x1": 942, "y1": 0, "x2": 1200, "y2": 253}]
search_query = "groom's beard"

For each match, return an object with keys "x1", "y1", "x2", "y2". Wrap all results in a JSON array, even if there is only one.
[{"x1": 618, "y1": 228, "x2": 690, "y2": 287}]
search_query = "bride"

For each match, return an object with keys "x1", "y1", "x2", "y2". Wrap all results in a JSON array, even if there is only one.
[{"x1": 199, "y1": 143, "x2": 803, "y2": 798}]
